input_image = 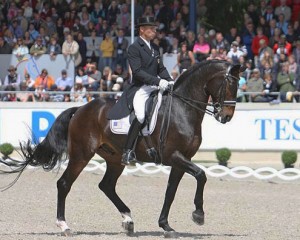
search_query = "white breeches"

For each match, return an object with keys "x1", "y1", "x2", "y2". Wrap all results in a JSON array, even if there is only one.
[{"x1": 133, "y1": 85, "x2": 158, "y2": 123}]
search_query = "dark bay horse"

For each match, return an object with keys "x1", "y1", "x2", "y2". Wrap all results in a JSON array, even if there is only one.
[{"x1": 1, "y1": 60, "x2": 243, "y2": 237}]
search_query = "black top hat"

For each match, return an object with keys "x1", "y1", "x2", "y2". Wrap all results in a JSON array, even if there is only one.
[{"x1": 137, "y1": 16, "x2": 156, "y2": 27}]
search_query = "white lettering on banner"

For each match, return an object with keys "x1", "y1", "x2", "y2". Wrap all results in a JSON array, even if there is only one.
[{"x1": 0, "y1": 105, "x2": 300, "y2": 150}]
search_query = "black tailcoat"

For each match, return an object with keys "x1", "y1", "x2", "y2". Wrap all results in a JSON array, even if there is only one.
[{"x1": 107, "y1": 37, "x2": 172, "y2": 119}]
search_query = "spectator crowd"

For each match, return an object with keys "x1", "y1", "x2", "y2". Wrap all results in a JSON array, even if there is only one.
[{"x1": 1, "y1": 0, "x2": 300, "y2": 103}]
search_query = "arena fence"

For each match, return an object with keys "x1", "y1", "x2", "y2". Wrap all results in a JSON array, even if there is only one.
[{"x1": 1, "y1": 159, "x2": 299, "y2": 181}]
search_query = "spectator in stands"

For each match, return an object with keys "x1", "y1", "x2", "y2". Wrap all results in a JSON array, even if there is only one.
[
  {"x1": 292, "y1": 38, "x2": 300, "y2": 65},
  {"x1": 76, "y1": 32, "x2": 87, "y2": 67},
  {"x1": 235, "y1": 35, "x2": 248, "y2": 57},
  {"x1": 16, "y1": 81, "x2": 33, "y2": 102},
  {"x1": 87, "y1": 62, "x2": 102, "y2": 90},
  {"x1": 22, "y1": 0, "x2": 33, "y2": 21},
  {"x1": 33, "y1": 84, "x2": 48, "y2": 101},
  {"x1": 143, "y1": 4, "x2": 154, "y2": 18},
  {"x1": 12, "y1": 37, "x2": 29, "y2": 60},
  {"x1": 62, "y1": 33, "x2": 82, "y2": 67},
  {"x1": 273, "y1": 34, "x2": 292, "y2": 56},
  {"x1": 252, "y1": 26, "x2": 269, "y2": 65},
  {"x1": 293, "y1": 19, "x2": 300, "y2": 37},
  {"x1": 107, "y1": 0, "x2": 120, "y2": 25},
  {"x1": 264, "y1": 5, "x2": 276, "y2": 24},
  {"x1": 23, "y1": 31, "x2": 34, "y2": 48},
  {"x1": 9, "y1": 19, "x2": 23, "y2": 39},
  {"x1": 2, "y1": 86, "x2": 17, "y2": 102},
  {"x1": 286, "y1": 24, "x2": 297, "y2": 44},
  {"x1": 38, "y1": 26, "x2": 50, "y2": 46},
  {"x1": 258, "y1": 0, "x2": 268, "y2": 17},
  {"x1": 80, "y1": 9, "x2": 91, "y2": 31},
  {"x1": 3, "y1": 29, "x2": 16, "y2": 48},
  {"x1": 247, "y1": 2, "x2": 260, "y2": 27},
  {"x1": 70, "y1": 78, "x2": 87, "y2": 102},
  {"x1": 262, "y1": 72, "x2": 276, "y2": 102},
  {"x1": 7, "y1": 1, "x2": 19, "y2": 22},
  {"x1": 30, "y1": 36, "x2": 46, "y2": 56},
  {"x1": 277, "y1": 61, "x2": 296, "y2": 102},
  {"x1": 24, "y1": 73, "x2": 35, "y2": 91},
  {"x1": 288, "y1": 54, "x2": 297, "y2": 74},
  {"x1": 237, "y1": 71, "x2": 247, "y2": 102},
  {"x1": 276, "y1": 13, "x2": 289, "y2": 35},
  {"x1": 227, "y1": 41, "x2": 245, "y2": 65},
  {"x1": 211, "y1": 32, "x2": 230, "y2": 53},
  {"x1": 55, "y1": 18, "x2": 64, "y2": 44},
  {"x1": 90, "y1": 1, "x2": 106, "y2": 25},
  {"x1": 185, "y1": 30, "x2": 196, "y2": 51},
  {"x1": 54, "y1": 69, "x2": 74, "y2": 91},
  {"x1": 225, "y1": 26, "x2": 238, "y2": 45},
  {"x1": 275, "y1": 0, "x2": 291, "y2": 22},
  {"x1": 245, "y1": 68, "x2": 267, "y2": 102},
  {"x1": 28, "y1": 23, "x2": 40, "y2": 42},
  {"x1": 100, "y1": 31, "x2": 114, "y2": 71},
  {"x1": 117, "y1": 3, "x2": 131, "y2": 31},
  {"x1": 111, "y1": 64, "x2": 129, "y2": 85},
  {"x1": 45, "y1": 16, "x2": 57, "y2": 37},
  {"x1": 16, "y1": 9, "x2": 28, "y2": 34},
  {"x1": 260, "y1": 49, "x2": 275, "y2": 73},
  {"x1": 193, "y1": 34, "x2": 210, "y2": 62},
  {"x1": 86, "y1": 29, "x2": 101, "y2": 66},
  {"x1": 242, "y1": 21, "x2": 255, "y2": 61},
  {"x1": 177, "y1": 41, "x2": 195, "y2": 73},
  {"x1": 3, "y1": 65, "x2": 21, "y2": 91},
  {"x1": 100, "y1": 66, "x2": 113, "y2": 91},
  {"x1": 46, "y1": 36, "x2": 62, "y2": 60},
  {"x1": 34, "y1": 69, "x2": 55, "y2": 91},
  {"x1": 75, "y1": 67, "x2": 89, "y2": 88},
  {"x1": 243, "y1": 59, "x2": 253, "y2": 82},
  {"x1": 269, "y1": 27, "x2": 282, "y2": 48},
  {"x1": 0, "y1": 36, "x2": 12, "y2": 54},
  {"x1": 112, "y1": 28, "x2": 129, "y2": 70}
]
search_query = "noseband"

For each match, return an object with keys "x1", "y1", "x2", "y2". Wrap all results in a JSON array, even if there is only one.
[{"x1": 170, "y1": 65, "x2": 239, "y2": 117}]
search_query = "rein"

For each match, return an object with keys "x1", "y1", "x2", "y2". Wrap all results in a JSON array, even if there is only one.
[{"x1": 169, "y1": 66, "x2": 239, "y2": 117}]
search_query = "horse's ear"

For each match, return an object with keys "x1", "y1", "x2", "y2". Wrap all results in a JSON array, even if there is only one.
[
  {"x1": 230, "y1": 64, "x2": 246, "y2": 74},
  {"x1": 239, "y1": 65, "x2": 247, "y2": 73}
]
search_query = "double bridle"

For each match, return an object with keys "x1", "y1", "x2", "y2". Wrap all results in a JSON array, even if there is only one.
[
  {"x1": 168, "y1": 66, "x2": 239, "y2": 118},
  {"x1": 159, "y1": 66, "x2": 239, "y2": 162}
]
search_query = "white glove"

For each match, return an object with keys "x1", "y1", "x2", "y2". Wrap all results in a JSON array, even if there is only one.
[
  {"x1": 159, "y1": 79, "x2": 169, "y2": 91},
  {"x1": 168, "y1": 81, "x2": 175, "y2": 86}
]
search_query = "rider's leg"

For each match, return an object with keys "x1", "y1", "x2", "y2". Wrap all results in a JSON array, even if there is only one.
[{"x1": 121, "y1": 85, "x2": 157, "y2": 165}]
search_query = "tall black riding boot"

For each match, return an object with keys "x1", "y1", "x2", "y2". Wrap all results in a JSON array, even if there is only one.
[{"x1": 121, "y1": 118, "x2": 143, "y2": 166}]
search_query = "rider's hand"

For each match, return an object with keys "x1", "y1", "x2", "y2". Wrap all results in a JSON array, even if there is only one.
[
  {"x1": 159, "y1": 79, "x2": 169, "y2": 91},
  {"x1": 168, "y1": 81, "x2": 175, "y2": 86}
]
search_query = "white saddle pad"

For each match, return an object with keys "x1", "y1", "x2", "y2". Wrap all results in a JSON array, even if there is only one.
[{"x1": 110, "y1": 92, "x2": 162, "y2": 135}]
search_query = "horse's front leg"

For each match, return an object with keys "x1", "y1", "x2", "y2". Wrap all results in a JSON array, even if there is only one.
[
  {"x1": 158, "y1": 167, "x2": 184, "y2": 238},
  {"x1": 172, "y1": 151, "x2": 207, "y2": 226}
]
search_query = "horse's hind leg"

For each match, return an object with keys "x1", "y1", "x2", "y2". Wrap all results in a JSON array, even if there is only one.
[
  {"x1": 158, "y1": 167, "x2": 184, "y2": 238},
  {"x1": 56, "y1": 159, "x2": 90, "y2": 236},
  {"x1": 98, "y1": 162, "x2": 134, "y2": 235}
]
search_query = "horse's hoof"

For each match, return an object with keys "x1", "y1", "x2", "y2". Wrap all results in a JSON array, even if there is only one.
[
  {"x1": 192, "y1": 210, "x2": 205, "y2": 225},
  {"x1": 122, "y1": 221, "x2": 134, "y2": 235},
  {"x1": 164, "y1": 230, "x2": 178, "y2": 238},
  {"x1": 61, "y1": 229, "x2": 72, "y2": 237}
]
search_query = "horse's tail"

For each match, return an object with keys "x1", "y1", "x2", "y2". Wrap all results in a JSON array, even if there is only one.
[{"x1": 0, "y1": 107, "x2": 80, "y2": 189}]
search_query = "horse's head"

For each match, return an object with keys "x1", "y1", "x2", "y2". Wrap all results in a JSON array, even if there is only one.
[{"x1": 209, "y1": 64, "x2": 245, "y2": 124}]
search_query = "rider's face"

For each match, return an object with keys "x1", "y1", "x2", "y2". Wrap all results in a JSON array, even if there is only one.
[{"x1": 140, "y1": 26, "x2": 157, "y2": 41}]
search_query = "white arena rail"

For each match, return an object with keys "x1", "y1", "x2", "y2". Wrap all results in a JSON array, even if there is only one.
[{"x1": 2, "y1": 160, "x2": 298, "y2": 181}]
